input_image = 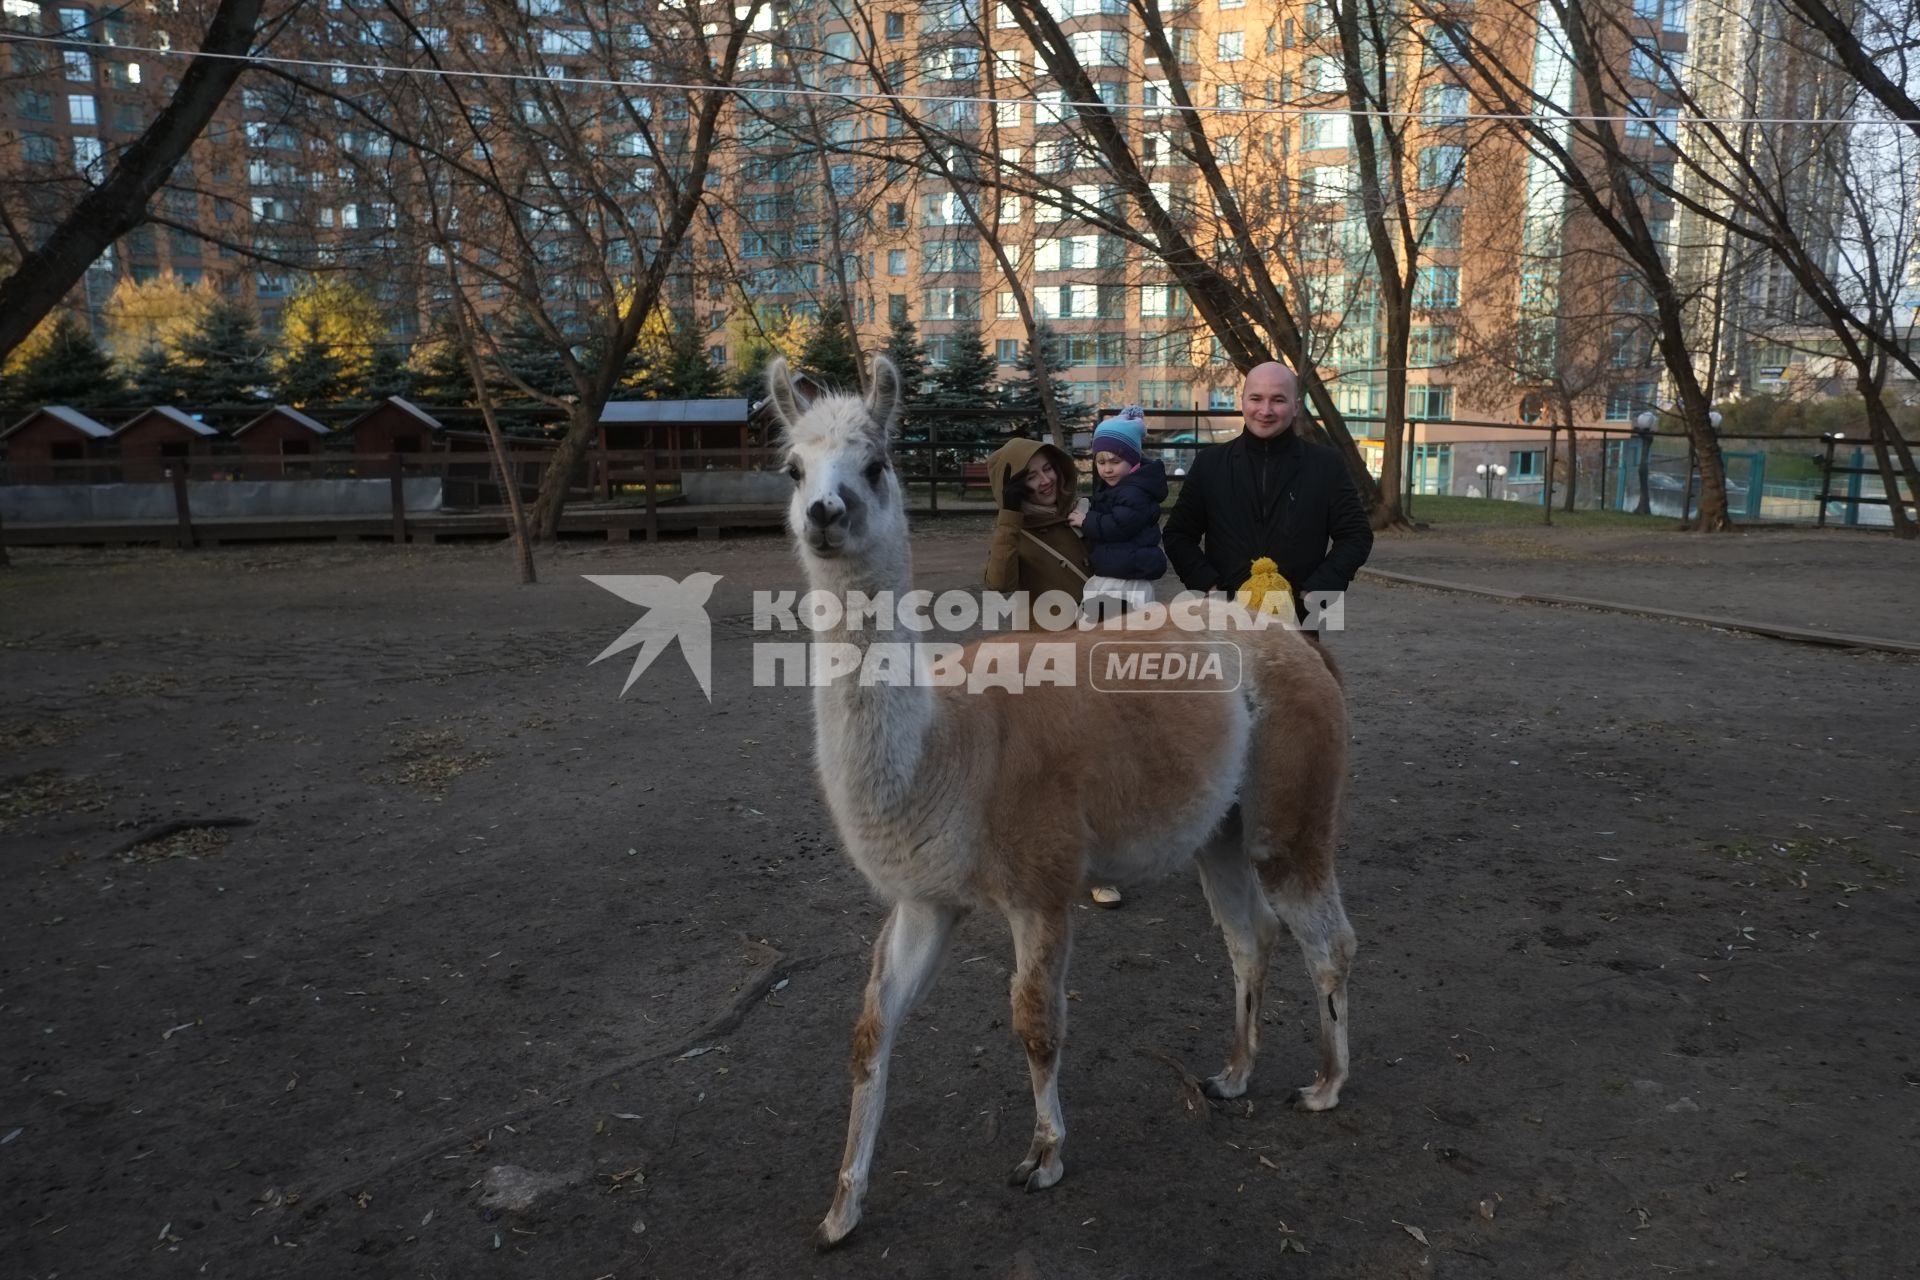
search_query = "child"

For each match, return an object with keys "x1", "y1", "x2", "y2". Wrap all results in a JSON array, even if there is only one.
[{"x1": 1069, "y1": 405, "x2": 1168, "y2": 622}]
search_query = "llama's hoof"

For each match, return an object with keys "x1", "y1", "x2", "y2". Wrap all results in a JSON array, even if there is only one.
[
  {"x1": 1288, "y1": 1079, "x2": 1344, "y2": 1112},
  {"x1": 1011, "y1": 1156, "x2": 1065, "y2": 1192},
  {"x1": 815, "y1": 1214, "x2": 858, "y2": 1251},
  {"x1": 1202, "y1": 1071, "x2": 1248, "y2": 1101}
]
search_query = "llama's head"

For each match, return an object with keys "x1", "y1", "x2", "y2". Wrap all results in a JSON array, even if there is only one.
[{"x1": 766, "y1": 355, "x2": 906, "y2": 561}]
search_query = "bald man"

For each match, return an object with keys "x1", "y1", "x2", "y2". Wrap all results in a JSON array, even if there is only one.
[{"x1": 1161, "y1": 362, "x2": 1373, "y2": 630}]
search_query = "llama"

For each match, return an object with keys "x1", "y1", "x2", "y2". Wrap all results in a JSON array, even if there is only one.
[{"x1": 767, "y1": 355, "x2": 1357, "y2": 1249}]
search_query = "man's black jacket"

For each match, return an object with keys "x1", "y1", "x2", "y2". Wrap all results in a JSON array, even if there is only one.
[{"x1": 1162, "y1": 428, "x2": 1374, "y2": 602}]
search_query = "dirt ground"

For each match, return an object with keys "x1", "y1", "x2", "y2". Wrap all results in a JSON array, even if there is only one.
[{"x1": 2, "y1": 519, "x2": 1916, "y2": 1280}]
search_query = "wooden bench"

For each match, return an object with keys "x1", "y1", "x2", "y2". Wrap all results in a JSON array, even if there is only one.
[{"x1": 963, "y1": 462, "x2": 991, "y2": 493}]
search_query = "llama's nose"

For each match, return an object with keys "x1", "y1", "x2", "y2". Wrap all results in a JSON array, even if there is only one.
[{"x1": 806, "y1": 496, "x2": 846, "y2": 529}]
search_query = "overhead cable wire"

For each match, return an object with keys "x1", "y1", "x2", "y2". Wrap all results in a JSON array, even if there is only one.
[{"x1": 3, "y1": 31, "x2": 1915, "y2": 130}]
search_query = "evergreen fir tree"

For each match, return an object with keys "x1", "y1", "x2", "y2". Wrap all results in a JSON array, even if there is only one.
[
  {"x1": 727, "y1": 334, "x2": 780, "y2": 400},
  {"x1": 798, "y1": 300, "x2": 862, "y2": 392},
  {"x1": 360, "y1": 343, "x2": 416, "y2": 402},
  {"x1": 926, "y1": 317, "x2": 998, "y2": 442},
  {"x1": 4, "y1": 313, "x2": 126, "y2": 408},
  {"x1": 663, "y1": 321, "x2": 722, "y2": 399},
  {"x1": 494, "y1": 312, "x2": 574, "y2": 402},
  {"x1": 880, "y1": 311, "x2": 932, "y2": 402},
  {"x1": 408, "y1": 322, "x2": 479, "y2": 405},
  {"x1": 879, "y1": 309, "x2": 933, "y2": 445},
  {"x1": 127, "y1": 343, "x2": 188, "y2": 406},
  {"x1": 175, "y1": 299, "x2": 271, "y2": 407},
  {"x1": 276, "y1": 323, "x2": 346, "y2": 407},
  {"x1": 998, "y1": 322, "x2": 1092, "y2": 440}
]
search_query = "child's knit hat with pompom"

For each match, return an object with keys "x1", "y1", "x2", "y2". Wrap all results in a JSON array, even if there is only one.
[{"x1": 1090, "y1": 404, "x2": 1147, "y2": 466}]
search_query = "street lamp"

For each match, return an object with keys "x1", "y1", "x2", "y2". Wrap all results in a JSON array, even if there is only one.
[
  {"x1": 1475, "y1": 462, "x2": 1507, "y2": 500},
  {"x1": 1631, "y1": 411, "x2": 1658, "y2": 515}
]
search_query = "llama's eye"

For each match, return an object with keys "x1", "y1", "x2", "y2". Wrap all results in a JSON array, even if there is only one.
[
  {"x1": 784, "y1": 462, "x2": 802, "y2": 483},
  {"x1": 863, "y1": 459, "x2": 886, "y2": 486}
]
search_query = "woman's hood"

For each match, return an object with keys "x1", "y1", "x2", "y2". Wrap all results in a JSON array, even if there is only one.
[{"x1": 986, "y1": 438, "x2": 1079, "y2": 520}]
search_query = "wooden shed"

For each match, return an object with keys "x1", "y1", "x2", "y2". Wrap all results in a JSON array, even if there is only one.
[
  {"x1": 599, "y1": 398, "x2": 755, "y2": 469},
  {"x1": 232, "y1": 405, "x2": 331, "y2": 479},
  {"x1": 343, "y1": 395, "x2": 442, "y2": 458},
  {"x1": 1, "y1": 405, "x2": 115, "y2": 484},
  {"x1": 113, "y1": 406, "x2": 221, "y2": 482}
]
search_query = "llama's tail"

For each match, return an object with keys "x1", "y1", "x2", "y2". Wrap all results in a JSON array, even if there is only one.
[{"x1": 1308, "y1": 639, "x2": 1343, "y2": 688}]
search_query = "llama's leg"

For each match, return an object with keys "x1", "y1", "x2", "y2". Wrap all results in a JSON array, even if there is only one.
[
  {"x1": 818, "y1": 899, "x2": 959, "y2": 1249},
  {"x1": 1193, "y1": 823, "x2": 1282, "y2": 1100},
  {"x1": 1264, "y1": 869, "x2": 1357, "y2": 1112},
  {"x1": 1006, "y1": 905, "x2": 1073, "y2": 1192}
]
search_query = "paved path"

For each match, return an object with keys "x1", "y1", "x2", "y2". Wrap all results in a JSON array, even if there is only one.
[
  {"x1": 1363, "y1": 525, "x2": 1920, "y2": 652},
  {"x1": 910, "y1": 515, "x2": 1920, "y2": 653}
]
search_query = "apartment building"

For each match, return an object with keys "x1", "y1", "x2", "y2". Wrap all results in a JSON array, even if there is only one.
[
  {"x1": 9, "y1": 0, "x2": 1836, "y2": 452},
  {"x1": 2, "y1": 0, "x2": 258, "y2": 318}
]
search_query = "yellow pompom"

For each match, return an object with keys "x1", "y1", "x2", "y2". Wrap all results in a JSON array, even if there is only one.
[{"x1": 1236, "y1": 556, "x2": 1295, "y2": 617}]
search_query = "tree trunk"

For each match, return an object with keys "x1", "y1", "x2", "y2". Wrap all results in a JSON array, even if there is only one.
[
  {"x1": 1371, "y1": 324, "x2": 1410, "y2": 530},
  {"x1": 449, "y1": 298, "x2": 538, "y2": 581},
  {"x1": 1563, "y1": 427, "x2": 1579, "y2": 512},
  {"x1": 0, "y1": 0, "x2": 265, "y2": 363},
  {"x1": 530, "y1": 406, "x2": 598, "y2": 541},
  {"x1": 1858, "y1": 378, "x2": 1918, "y2": 540}
]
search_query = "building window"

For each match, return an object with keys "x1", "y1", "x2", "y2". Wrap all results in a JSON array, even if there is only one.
[
  {"x1": 888, "y1": 294, "x2": 908, "y2": 323},
  {"x1": 1407, "y1": 385, "x2": 1454, "y2": 420},
  {"x1": 885, "y1": 11, "x2": 905, "y2": 39},
  {"x1": 1139, "y1": 284, "x2": 1191, "y2": 317},
  {"x1": 1423, "y1": 84, "x2": 1469, "y2": 126},
  {"x1": 67, "y1": 93, "x2": 98, "y2": 125},
  {"x1": 997, "y1": 338, "x2": 1021, "y2": 366},
  {"x1": 887, "y1": 202, "x2": 906, "y2": 229},
  {"x1": 923, "y1": 287, "x2": 980, "y2": 320},
  {"x1": 1139, "y1": 379, "x2": 1193, "y2": 408},
  {"x1": 1409, "y1": 325, "x2": 1457, "y2": 367},
  {"x1": 923, "y1": 239, "x2": 981, "y2": 272},
  {"x1": 887, "y1": 249, "x2": 907, "y2": 276},
  {"x1": 1418, "y1": 145, "x2": 1466, "y2": 189},
  {"x1": 63, "y1": 49, "x2": 92, "y2": 80},
  {"x1": 1217, "y1": 31, "x2": 1244, "y2": 61},
  {"x1": 1300, "y1": 112, "x2": 1348, "y2": 152},
  {"x1": 1138, "y1": 331, "x2": 1187, "y2": 366},
  {"x1": 71, "y1": 135, "x2": 102, "y2": 175},
  {"x1": 21, "y1": 132, "x2": 57, "y2": 166},
  {"x1": 1422, "y1": 205, "x2": 1462, "y2": 249},
  {"x1": 1067, "y1": 379, "x2": 1124, "y2": 407},
  {"x1": 1605, "y1": 381, "x2": 1657, "y2": 421},
  {"x1": 1508, "y1": 448, "x2": 1543, "y2": 477},
  {"x1": 1424, "y1": 19, "x2": 1470, "y2": 68},
  {"x1": 1412, "y1": 266, "x2": 1460, "y2": 309}
]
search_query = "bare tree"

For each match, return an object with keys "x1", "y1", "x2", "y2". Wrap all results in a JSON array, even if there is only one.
[
  {"x1": 1777, "y1": 0, "x2": 1920, "y2": 147},
  {"x1": 1329, "y1": 0, "x2": 1484, "y2": 523},
  {"x1": 0, "y1": 0, "x2": 266, "y2": 363},
  {"x1": 1423, "y1": 0, "x2": 1737, "y2": 528},
  {"x1": 270, "y1": 0, "x2": 760, "y2": 538}
]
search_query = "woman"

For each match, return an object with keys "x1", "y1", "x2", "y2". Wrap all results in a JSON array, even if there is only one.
[
  {"x1": 981, "y1": 438, "x2": 1123, "y2": 908},
  {"x1": 984, "y1": 437, "x2": 1088, "y2": 602}
]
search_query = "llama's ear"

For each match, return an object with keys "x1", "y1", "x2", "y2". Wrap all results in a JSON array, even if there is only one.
[
  {"x1": 865, "y1": 355, "x2": 902, "y2": 443},
  {"x1": 765, "y1": 357, "x2": 804, "y2": 433}
]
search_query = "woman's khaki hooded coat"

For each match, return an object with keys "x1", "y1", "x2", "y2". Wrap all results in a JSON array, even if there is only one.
[{"x1": 983, "y1": 437, "x2": 1090, "y2": 605}]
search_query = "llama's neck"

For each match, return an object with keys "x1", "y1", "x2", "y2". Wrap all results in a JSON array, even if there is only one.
[{"x1": 803, "y1": 543, "x2": 935, "y2": 816}]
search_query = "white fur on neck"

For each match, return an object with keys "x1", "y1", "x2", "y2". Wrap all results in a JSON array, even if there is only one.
[{"x1": 801, "y1": 535, "x2": 933, "y2": 824}]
